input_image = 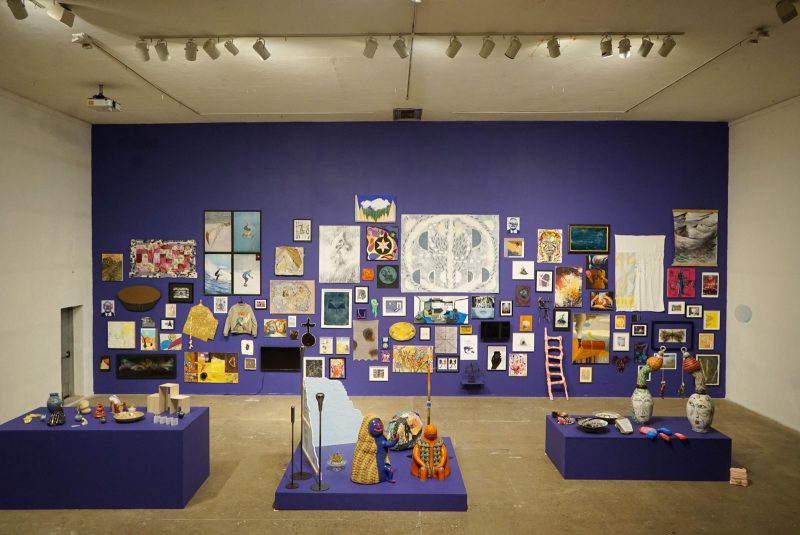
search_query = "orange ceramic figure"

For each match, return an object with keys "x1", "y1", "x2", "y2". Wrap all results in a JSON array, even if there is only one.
[{"x1": 411, "y1": 424, "x2": 450, "y2": 481}]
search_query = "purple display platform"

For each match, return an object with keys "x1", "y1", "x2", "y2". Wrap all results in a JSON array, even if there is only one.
[
  {"x1": 0, "y1": 406, "x2": 210, "y2": 509},
  {"x1": 545, "y1": 415, "x2": 731, "y2": 481},
  {"x1": 274, "y1": 437, "x2": 467, "y2": 511}
]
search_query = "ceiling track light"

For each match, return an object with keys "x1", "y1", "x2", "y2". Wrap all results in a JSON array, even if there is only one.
[
  {"x1": 47, "y1": 2, "x2": 74, "y2": 27},
  {"x1": 363, "y1": 36, "x2": 377, "y2": 58},
  {"x1": 135, "y1": 39, "x2": 150, "y2": 61},
  {"x1": 776, "y1": 0, "x2": 797, "y2": 24},
  {"x1": 154, "y1": 39, "x2": 169, "y2": 61},
  {"x1": 505, "y1": 36, "x2": 522, "y2": 59},
  {"x1": 600, "y1": 35, "x2": 613, "y2": 58},
  {"x1": 445, "y1": 36, "x2": 462, "y2": 58},
  {"x1": 203, "y1": 38, "x2": 221, "y2": 60},
  {"x1": 7, "y1": 0, "x2": 27, "y2": 20},
  {"x1": 393, "y1": 36, "x2": 409, "y2": 58},
  {"x1": 224, "y1": 39, "x2": 239, "y2": 56},
  {"x1": 658, "y1": 35, "x2": 676, "y2": 57},
  {"x1": 185, "y1": 39, "x2": 197, "y2": 61},
  {"x1": 253, "y1": 38, "x2": 270, "y2": 60},
  {"x1": 638, "y1": 36, "x2": 653, "y2": 57},
  {"x1": 618, "y1": 36, "x2": 631, "y2": 58},
  {"x1": 547, "y1": 36, "x2": 560, "y2": 58},
  {"x1": 478, "y1": 36, "x2": 495, "y2": 58}
]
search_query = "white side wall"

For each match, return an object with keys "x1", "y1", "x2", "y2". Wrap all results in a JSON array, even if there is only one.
[
  {"x1": 728, "y1": 96, "x2": 800, "y2": 432},
  {"x1": 0, "y1": 89, "x2": 92, "y2": 424}
]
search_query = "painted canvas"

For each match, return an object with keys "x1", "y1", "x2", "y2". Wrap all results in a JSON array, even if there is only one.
[
  {"x1": 274, "y1": 246, "x2": 304, "y2": 276},
  {"x1": 321, "y1": 289, "x2": 352, "y2": 329},
  {"x1": 365, "y1": 226, "x2": 399, "y2": 261},
  {"x1": 130, "y1": 239, "x2": 197, "y2": 278},
  {"x1": 184, "y1": 352, "x2": 239, "y2": 383},
  {"x1": 336, "y1": 337, "x2": 351, "y2": 354},
  {"x1": 673, "y1": 209, "x2": 718, "y2": 266},
  {"x1": 585, "y1": 255, "x2": 609, "y2": 290},
  {"x1": 504, "y1": 238, "x2": 524, "y2": 258},
  {"x1": 470, "y1": 295, "x2": 495, "y2": 319},
  {"x1": 204, "y1": 253, "x2": 232, "y2": 295},
  {"x1": 353, "y1": 319, "x2": 379, "y2": 361},
  {"x1": 508, "y1": 353, "x2": 528, "y2": 377},
  {"x1": 204, "y1": 211, "x2": 232, "y2": 252},
  {"x1": 263, "y1": 318, "x2": 288, "y2": 337},
  {"x1": 555, "y1": 266, "x2": 583, "y2": 308},
  {"x1": 233, "y1": 253, "x2": 261, "y2": 295},
  {"x1": 697, "y1": 354, "x2": 720, "y2": 386},
  {"x1": 159, "y1": 333, "x2": 182, "y2": 351},
  {"x1": 571, "y1": 313, "x2": 610, "y2": 364},
  {"x1": 140, "y1": 328, "x2": 157, "y2": 351},
  {"x1": 667, "y1": 267, "x2": 697, "y2": 298},
  {"x1": 319, "y1": 225, "x2": 360, "y2": 283},
  {"x1": 412, "y1": 295, "x2": 470, "y2": 324},
  {"x1": 355, "y1": 195, "x2": 397, "y2": 223},
  {"x1": 702, "y1": 272, "x2": 720, "y2": 298},
  {"x1": 401, "y1": 214, "x2": 499, "y2": 293},
  {"x1": 392, "y1": 345, "x2": 434, "y2": 373},
  {"x1": 589, "y1": 291, "x2": 615, "y2": 311},
  {"x1": 269, "y1": 280, "x2": 315, "y2": 314},
  {"x1": 568, "y1": 225, "x2": 610, "y2": 253},
  {"x1": 233, "y1": 211, "x2": 261, "y2": 253},
  {"x1": 537, "y1": 229, "x2": 562, "y2": 263},
  {"x1": 117, "y1": 354, "x2": 176, "y2": 380},
  {"x1": 107, "y1": 321, "x2": 135, "y2": 349},
  {"x1": 435, "y1": 326, "x2": 458, "y2": 354},
  {"x1": 101, "y1": 253, "x2": 123, "y2": 282},
  {"x1": 329, "y1": 358, "x2": 346, "y2": 380}
]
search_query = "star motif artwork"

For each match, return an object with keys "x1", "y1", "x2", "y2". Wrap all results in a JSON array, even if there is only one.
[{"x1": 365, "y1": 226, "x2": 398, "y2": 261}]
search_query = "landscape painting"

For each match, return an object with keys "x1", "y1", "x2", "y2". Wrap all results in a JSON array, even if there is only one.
[
  {"x1": 571, "y1": 313, "x2": 610, "y2": 364},
  {"x1": 355, "y1": 194, "x2": 397, "y2": 223}
]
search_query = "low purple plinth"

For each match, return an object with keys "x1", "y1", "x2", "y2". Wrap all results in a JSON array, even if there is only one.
[
  {"x1": 545, "y1": 416, "x2": 732, "y2": 481},
  {"x1": 274, "y1": 437, "x2": 467, "y2": 511},
  {"x1": 0, "y1": 406, "x2": 209, "y2": 509}
]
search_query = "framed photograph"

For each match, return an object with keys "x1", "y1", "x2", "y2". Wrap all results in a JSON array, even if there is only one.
[
  {"x1": 579, "y1": 366, "x2": 593, "y2": 383},
  {"x1": 698, "y1": 332, "x2": 715, "y2": 350},
  {"x1": 701, "y1": 272, "x2": 720, "y2": 298},
  {"x1": 615, "y1": 314, "x2": 626, "y2": 330},
  {"x1": 254, "y1": 299, "x2": 267, "y2": 310},
  {"x1": 382, "y1": 296, "x2": 407, "y2": 317},
  {"x1": 204, "y1": 253, "x2": 232, "y2": 295},
  {"x1": 507, "y1": 216, "x2": 520, "y2": 234},
  {"x1": 243, "y1": 357, "x2": 257, "y2": 371},
  {"x1": 319, "y1": 336, "x2": 334, "y2": 355},
  {"x1": 504, "y1": 238, "x2": 524, "y2": 258},
  {"x1": 697, "y1": 354, "x2": 720, "y2": 386},
  {"x1": 487, "y1": 345, "x2": 507, "y2": 371},
  {"x1": 686, "y1": 304, "x2": 703, "y2": 318},
  {"x1": 661, "y1": 352, "x2": 677, "y2": 370},
  {"x1": 419, "y1": 326, "x2": 431, "y2": 341},
  {"x1": 652, "y1": 321, "x2": 694, "y2": 350},
  {"x1": 168, "y1": 283, "x2": 194, "y2": 304},
  {"x1": 293, "y1": 219, "x2": 312, "y2": 242},
  {"x1": 631, "y1": 323, "x2": 648, "y2": 337},
  {"x1": 354, "y1": 285, "x2": 369, "y2": 304},
  {"x1": 568, "y1": 224, "x2": 610, "y2": 254},
  {"x1": 519, "y1": 314, "x2": 533, "y2": 332},
  {"x1": 703, "y1": 310, "x2": 721, "y2": 331},
  {"x1": 471, "y1": 295, "x2": 496, "y2": 319},
  {"x1": 512, "y1": 332, "x2": 534, "y2": 352},
  {"x1": 612, "y1": 332, "x2": 630, "y2": 351},
  {"x1": 436, "y1": 356, "x2": 460, "y2": 373},
  {"x1": 335, "y1": 337, "x2": 351, "y2": 354},
  {"x1": 329, "y1": 357, "x2": 346, "y2": 380},
  {"x1": 553, "y1": 309, "x2": 570, "y2": 331},
  {"x1": 668, "y1": 301, "x2": 686, "y2": 315},
  {"x1": 499, "y1": 300, "x2": 513, "y2": 317},
  {"x1": 160, "y1": 319, "x2": 174, "y2": 331},
  {"x1": 368, "y1": 365, "x2": 389, "y2": 382},
  {"x1": 535, "y1": 270, "x2": 554, "y2": 292},
  {"x1": 511, "y1": 260, "x2": 535, "y2": 280},
  {"x1": 303, "y1": 357, "x2": 325, "y2": 378},
  {"x1": 321, "y1": 289, "x2": 352, "y2": 328},
  {"x1": 459, "y1": 325, "x2": 473, "y2": 335},
  {"x1": 100, "y1": 299, "x2": 115, "y2": 318},
  {"x1": 232, "y1": 211, "x2": 261, "y2": 253}
]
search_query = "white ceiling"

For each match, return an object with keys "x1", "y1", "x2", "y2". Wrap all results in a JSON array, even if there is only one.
[{"x1": 0, "y1": 0, "x2": 798, "y2": 124}]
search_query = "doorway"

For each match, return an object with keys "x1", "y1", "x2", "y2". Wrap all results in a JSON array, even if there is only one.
[{"x1": 60, "y1": 307, "x2": 76, "y2": 400}]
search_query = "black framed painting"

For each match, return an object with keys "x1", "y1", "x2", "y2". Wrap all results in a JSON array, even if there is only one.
[
  {"x1": 168, "y1": 282, "x2": 194, "y2": 303},
  {"x1": 568, "y1": 224, "x2": 610, "y2": 254},
  {"x1": 651, "y1": 321, "x2": 694, "y2": 350}
]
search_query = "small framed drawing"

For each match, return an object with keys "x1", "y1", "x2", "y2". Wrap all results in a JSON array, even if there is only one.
[
  {"x1": 512, "y1": 332, "x2": 534, "y2": 352},
  {"x1": 612, "y1": 332, "x2": 630, "y2": 352},
  {"x1": 165, "y1": 304, "x2": 177, "y2": 318},
  {"x1": 568, "y1": 224, "x2": 610, "y2": 254},
  {"x1": 329, "y1": 357, "x2": 346, "y2": 380},
  {"x1": 499, "y1": 300, "x2": 513, "y2": 317},
  {"x1": 369, "y1": 365, "x2": 389, "y2": 382},
  {"x1": 254, "y1": 299, "x2": 267, "y2": 310},
  {"x1": 579, "y1": 367, "x2": 593, "y2": 383},
  {"x1": 213, "y1": 296, "x2": 228, "y2": 314},
  {"x1": 168, "y1": 283, "x2": 194, "y2": 304},
  {"x1": 698, "y1": 332, "x2": 714, "y2": 350},
  {"x1": 668, "y1": 301, "x2": 686, "y2": 315},
  {"x1": 511, "y1": 260, "x2": 535, "y2": 280},
  {"x1": 686, "y1": 304, "x2": 703, "y2": 318},
  {"x1": 160, "y1": 319, "x2": 174, "y2": 331},
  {"x1": 507, "y1": 216, "x2": 520, "y2": 234},
  {"x1": 651, "y1": 321, "x2": 694, "y2": 350},
  {"x1": 553, "y1": 309, "x2": 570, "y2": 331},
  {"x1": 293, "y1": 219, "x2": 312, "y2": 242},
  {"x1": 535, "y1": 270, "x2": 554, "y2": 292},
  {"x1": 504, "y1": 238, "x2": 524, "y2": 258},
  {"x1": 319, "y1": 336, "x2": 334, "y2": 355},
  {"x1": 701, "y1": 272, "x2": 720, "y2": 298},
  {"x1": 696, "y1": 354, "x2": 720, "y2": 386},
  {"x1": 703, "y1": 310, "x2": 721, "y2": 331},
  {"x1": 303, "y1": 357, "x2": 325, "y2": 378},
  {"x1": 382, "y1": 296, "x2": 406, "y2": 317},
  {"x1": 419, "y1": 326, "x2": 431, "y2": 341},
  {"x1": 354, "y1": 286, "x2": 369, "y2": 304},
  {"x1": 243, "y1": 357, "x2": 257, "y2": 371},
  {"x1": 335, "y1": 337, "x2": 350, "y2": 354},
  {"x1": 631, "y1": 323, "x2": 648, "y2": 337},
  {"x1": 436, "y1": 356, "x2": 460, "y2": 373}
]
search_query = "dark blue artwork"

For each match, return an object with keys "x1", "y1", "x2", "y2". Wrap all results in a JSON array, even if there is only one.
[{"x1": 569, "y1": 225, "x2": 609, "y2": 253}]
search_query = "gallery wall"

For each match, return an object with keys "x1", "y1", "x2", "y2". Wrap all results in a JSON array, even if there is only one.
[
  {"x1": 92, "y1": 121, "x2": 728, "y2": 399},
  {"x1": 728, "y1": 96, "x2": 800, "y2": 432},
  {"x1": 0, "y1": 89, "x2": 92, "y2": 424}
]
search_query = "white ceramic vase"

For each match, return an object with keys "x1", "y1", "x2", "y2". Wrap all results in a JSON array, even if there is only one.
[
  {"x1": 630, "y1": 387, "x2": 654, "y2": 424},
  {"x1": 686, "y1": 393, "x2": 715, "y2": 433}
]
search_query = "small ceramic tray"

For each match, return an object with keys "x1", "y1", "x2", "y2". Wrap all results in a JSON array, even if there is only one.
[
  {"x1": 577, "y1": 417, "x2": 610, "y2": 433},
  {"x1": 593, "y1": 411, "x2": 622, "y2": 422},
  {"x1": 113, "y1": 411, "x2": 145, "y2": 423}
]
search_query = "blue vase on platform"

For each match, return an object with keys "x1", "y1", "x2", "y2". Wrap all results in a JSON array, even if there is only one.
[{"x1": 47, "y1": 392, "x2": 62, "y2": 413}]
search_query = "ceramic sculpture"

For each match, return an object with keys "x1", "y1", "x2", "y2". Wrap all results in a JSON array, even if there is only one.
[
  {"x1": 411, "y1": 424, "x2": 451, "y2": 481},
  {"x1": 630, "y1": 348, "x2": 664, "y2": 424},
  {"x1": 350, "y1": 414, "x2": 398, "y2": 484},
  {"x1": 46, "y1": 393, "x2": 62, "y2": 413},
  {"x1": 683, "y1": 348, "x2": 715, "y2": 433},
  {"x1": 385, "y1": 410, "x2": 423, "y2": 451}
]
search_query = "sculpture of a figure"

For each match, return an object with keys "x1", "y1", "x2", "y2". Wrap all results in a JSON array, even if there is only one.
[
  {"x1": 411, "y1": 424, "x2": 450, "y2": 481},
  {"x1": 350, "y1": 415, "x2": 398, "y2": 484}
]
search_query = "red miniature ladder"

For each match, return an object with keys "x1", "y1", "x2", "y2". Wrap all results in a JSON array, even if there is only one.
[{"x1": 544, "y1": 328, "x2": 569, "y2": 400}]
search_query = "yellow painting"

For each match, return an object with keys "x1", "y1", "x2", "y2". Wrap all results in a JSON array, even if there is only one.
[{"x1": 703, "y1": 310, "x2": 721, "y2": 331}]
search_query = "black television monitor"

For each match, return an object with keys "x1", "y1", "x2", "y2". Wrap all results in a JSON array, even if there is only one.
[
  {"x1": 260, "y1": 346, "x2": 303, "y2": 372},
  {"x1": 480, "y1": 321, "x2": 511, "y2": 342}
]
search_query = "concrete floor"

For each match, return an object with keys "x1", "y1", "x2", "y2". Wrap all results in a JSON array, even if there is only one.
[{"x1": 1, "y1": 395, "x2": 798, "y2": 534}]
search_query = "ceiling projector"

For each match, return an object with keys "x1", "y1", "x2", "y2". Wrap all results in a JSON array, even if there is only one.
[{"x1": 87, "y1": 84, "x2": 122, "y2": 112}]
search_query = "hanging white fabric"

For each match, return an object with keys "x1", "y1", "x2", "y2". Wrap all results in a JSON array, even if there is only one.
[{"x1": 615, "y1": 235, "x2": 665, "y2": 312}]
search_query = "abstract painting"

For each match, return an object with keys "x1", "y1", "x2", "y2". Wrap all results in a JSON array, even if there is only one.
[
  {"x1": 274, "y1": 246, "x2": 304, "y2": 276},
  {"x1": 571, "y1": 313, "x2": 610, "y2": 364},
  {"x1": 204, "y1": 253, "x2": 232, "y2": 295},
  {"x1": 269, "y1": 280, "x2": 315, "y2": 314},
  {"x1": 352, "y1": 319, "x2": 379, "y2": 361},
  {"x1": 515, "y1": 285, "x2": 531, "y2": 307},
  {"x1": 233, "y1": 253, "x2": 261, "y2": 295},
  {"x1": 376, "y1": 265, "x2": 400, "y2": 289},
  {"x1": 667, "y1": 267, "x2": 696, "y2": 298},
  {"x1": 365, "y1": 226, "x2": 398, "y2": 261},
  {"x1": 537, "y1": 229, "x2": 562, "y2": 263},
  {"x1": 159, "y1": 333, "x2": 182, "y2": 351},
  {"x1": 355, "y1": 194, "x2": 397, "y2": 223},
  {"x1": 101, "y1": 253, "x2": 123, "y2": 282},
  {"x1": 697, "y1": 354, "x2": 720, "y2": 386},
  {"x1": 508, "y1": 353, "x2": 528, "y2": 377},
  {"x1": 568, "y1": 225, "x2": 609, "y2": 253},
  {"x1": 412, "y1": 295, "x2": 470, "y2": 324},
  {"x1": 634, "y1": 342, "x2": 649, "y2": 365},
  {"x1": 329, "y1": 358, "x2": 346, "y2": 380},
  {"x1": 204, "y1": 211, "x2": 232, "y2": 252},
  {"x1": 130, "y1": 239, "x2": 197, "y2": 278},
  {"x1": 319, "y1": 225, "x2": 360, "y2": 283},
  {"x1": 703, "y1": 310, "x2": 721, "y2": 331},
  {"x1": 233, "y1": 211, "x2": 261, "y2": 253},
  {"x1": 672, "y1": 209, "x2": 718, "y2": 266},
  {"x1": 504, "y1": 238, "x2": 524, "y2": 258},
  {"x1": 107, "y1": 321, "x2": 136, "y2": 349},
  {"x1": 392, "y1": 345, "x2": 434, "y2": 373},
  {"x1": 555, "y1": 266, "x2": 583, "y2": 308},
  {"x1": 536, "y1": 270, "x2": 554, "y2": 292},
  {"x1": 184, "y1": 352, "x2": 239, "y2": 383},
  {"x1": 117, "y1": 354, "x2": 176, "y2": 380},
  {"x1": 585, "y1": 255, "x2": 609, "y2": 290},
  {"x1": 434, "y1": 326, "x2": 458, "y2": 354},
  {"x1": 263, "y1": 318, "x2": 288, "y2": 337},
  {"x1": 335, "y1": 337, "x2": 351, "y2": 354},
  {"x1": 401, "y1": 214, "x2": 499, "y2": 293},
  {"x1": 470, "y1": 295, "x2": 495, "y2": 319},
  {"x1": 321, "y1": 288, "x2": 352, "y2": 329}
]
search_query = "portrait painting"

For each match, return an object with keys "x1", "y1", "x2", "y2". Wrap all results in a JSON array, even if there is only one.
[{"x1": 537, "y1": 229, "x2": 562, "y2": 263}]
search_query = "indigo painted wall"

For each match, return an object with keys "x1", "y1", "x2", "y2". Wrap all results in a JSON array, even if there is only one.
[{"x1": 92, "y1": 122, "x2": 727, "y2": 398}]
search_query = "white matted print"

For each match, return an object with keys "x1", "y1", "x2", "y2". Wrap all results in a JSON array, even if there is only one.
[
  {"x1": 319, "y1": 336, "x2": 334, "y2": 355},
  {"x1": 382, "y1": 296, "x2": 407, "y2": 317},
  {"x1": 668, "y1": 301, "x2": 686, "y2": 315},
  {"x1": 512, "y1": 332, "x2": 534, "y2": 352},
  {"x1": 612, "y1": 332, "x2": 630, "y2": 351},
  {"x1": 487, "y1": 345, "x2": 507, "y2": 371},
  {"x1": 579, "y1": 366, "x2": 593, "y2": 383},
  {"x1": 512, "y1": 260, "x2": 535, "y2": 280},
  {"x1": 318, "y1": 225, "x2": 360, "y2": 283},
  {"x1": 460, "y1": 334, "x2": 479, "y2": 361},
  {"x1": 369, "y1": 365, "x2": 389, "y2": 382}
]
